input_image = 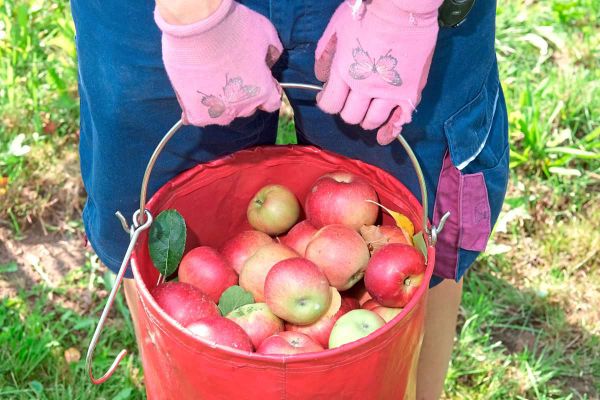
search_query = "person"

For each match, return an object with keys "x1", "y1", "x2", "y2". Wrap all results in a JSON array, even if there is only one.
[{"x1": 71, "y1": 0, "x2": 509, "y2": 398}]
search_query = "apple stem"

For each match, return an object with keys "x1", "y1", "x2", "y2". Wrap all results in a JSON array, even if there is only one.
[
  {"x1": 404, "y1": 277, "x2": 411, "y2": 286},
  {"x1": 255, "y1": 199, "x2": 264, "y2": 206}
]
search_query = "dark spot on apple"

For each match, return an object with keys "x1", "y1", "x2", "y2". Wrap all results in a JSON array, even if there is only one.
[
  {"x1": 255, "y1": 199, "x2": 264, "y2": 206},
  {"x1": 361, "y1": 322, "x2": 370, "y2": 330}
]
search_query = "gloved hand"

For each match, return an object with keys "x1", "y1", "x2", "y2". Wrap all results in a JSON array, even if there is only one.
[
  {"x1": 155, "y1": 0, "x2": 283, "y2": 126},
  {"x1": 315, "y1": 0, "x2": 443, "y2": 145}
]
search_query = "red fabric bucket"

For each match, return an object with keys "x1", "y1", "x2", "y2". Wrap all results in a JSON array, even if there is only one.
[{"x1": 130, "y1": 145, "x2": 435, "y2": 400}]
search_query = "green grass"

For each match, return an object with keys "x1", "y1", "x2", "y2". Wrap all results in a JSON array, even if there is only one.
[
  {"x1": 0, "y1": 0, "x2": 598, "y2": 398},
  {"x1": 0, "y1": 253, "x2": 144, "y2": 399}
]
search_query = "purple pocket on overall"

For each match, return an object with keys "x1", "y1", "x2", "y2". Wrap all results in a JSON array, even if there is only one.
[{"x1": 432, "y1": 152, "x2": 491, "y2": 280}]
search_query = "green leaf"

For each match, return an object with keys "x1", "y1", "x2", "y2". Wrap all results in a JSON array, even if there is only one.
[
  {"x1": 412, "y1": 232, "x2": 428, "y2": 262},
  {"x1": 218, "y1": 286, "x2": 254, "y2": 316},
  {"x1": 0, "y1": 261, "x2": 18, "y2": 273},
  {"x1": 29, "y1": 380, "x2": 43, "y2": 394},
  {"x1": 149, "y1": 210, "x2": 186, "y2": 277}
]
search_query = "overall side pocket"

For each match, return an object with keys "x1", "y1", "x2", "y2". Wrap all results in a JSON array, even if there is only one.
[{"x1": 432, "y1": 65, "x2": 510, "y2": 281}]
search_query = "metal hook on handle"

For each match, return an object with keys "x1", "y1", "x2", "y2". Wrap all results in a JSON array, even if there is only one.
[{"x1": 86, "y1": 209, "x2": 153, "y2": 384}]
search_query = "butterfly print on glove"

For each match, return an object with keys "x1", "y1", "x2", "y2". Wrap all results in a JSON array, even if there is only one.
[
  {"x1": 349, "y1": 40, "x2": 402, "y2": 86},
  {"x1": 198, "y1": 75, "x2": 260, "y2": 118}
]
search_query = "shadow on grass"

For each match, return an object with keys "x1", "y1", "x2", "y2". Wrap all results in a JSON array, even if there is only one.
[{"x1": 450, "y1": 258, "x2": 599, "y2": 399}]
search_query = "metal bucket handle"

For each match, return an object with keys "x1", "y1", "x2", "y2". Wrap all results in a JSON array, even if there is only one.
[{"x1": 85, "y1": 82, "x2": 450, "y2": 384}]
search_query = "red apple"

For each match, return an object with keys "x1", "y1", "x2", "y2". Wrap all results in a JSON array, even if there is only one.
[
  {"x1": 186, "y1": 316, "x2": 253, "y2": 352},
  {"x1": 364, "y1": 243, "x2": 426, "y2": 308},
  {"x1": 221, "y1": 230, "x2": 274, "y2": 274},
  {"x1": 150, "y1": 282, "x2": 219, "y2": 326},
  {"x1": 340, "y1": 294, "x2": 361, "y2": 311},
  {"x1": 226, "y1": 302, "x2": 284, "y2": 348},
  {"x1": 360, "y1": 224, "x2": 412, "y2": 255},
  {"x1": 304, "y1": 171, "x2": 379, "y2": 231},
  {"x1": 257, "y1": 331, "x2": 324, "y2": 355},
  {"x1": 362, "y1": 299, "x2": 403, "y2": 323},
  {"x1": 285, "y1": 287, "x2": 356, "y2": 348},
  {"x1": 280, "y1": 220, "x2": 318, "y2": 256},
  {"x1": 305, "y1": 224, "x2": 370, "y2": 290},
  {"x1": 264, "y1": 258, "x2": 331, "y2": 325},
  {"x1": 247, "y1": 184, "x2": 300, "y2": 235},
  {"x1": 239, "y1": 243, "x2": 298, "y2": 302},
  {"x1": 178, "y1": 246, "x2": 238, "y2": 303}
]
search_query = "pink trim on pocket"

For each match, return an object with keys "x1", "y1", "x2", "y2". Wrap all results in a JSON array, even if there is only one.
[{"x1": 433, "y1": 152, "x2": 492, "y2": 280}]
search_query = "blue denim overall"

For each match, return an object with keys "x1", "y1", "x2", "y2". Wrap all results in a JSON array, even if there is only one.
[{"x1": 70, "y1": 0, "x2": 509, "y2": 286}]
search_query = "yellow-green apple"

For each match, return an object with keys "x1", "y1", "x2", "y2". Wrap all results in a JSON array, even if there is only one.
[
  {"x1": 362, "y1": 299, "x2": 403, "y2": 323},
  {"x1": 285, "y1": 287, "x2": 357, "y2": 348},
  {"x1": 150, "y1": 282, "x2": 219, "y2": 327},
  {"x1": 239, "y1": 243, "x2": 298, "y2": 301},
  {"x1": 178, "y1": 246, "x2": 238, "y2": 303},
  {"x1": 364, "y1": 243, "x2": 425, "y2": 308},
  {"x1": 328, "y1": 309, "x2": 385, "y2": 349},
  {"x1": 186, "y1": 316, "x2": 253, "y2": 352},
  {"x1": 257, "y1": 331, "x2": 324, "y2": 355},
  {"x1": 264, "y1": 257, "x2": 331, "y2": 325},
  {"x1": 247, "y1": 184, "x2": 300, "y2": 235},
  {"x1": 304, "y1": 171, "x2": 379, "y2": 231},
  {"x1": 305, "y1": 224, "x2": 370, "y2": 290},
  {"x1": 226, "y1": 302, "x2": 283, "y2": 348},
  {"x1": 280, "y1": 220, "x2": 317, "y2": 256},
  {"x1": 359, "y1": 224, "x2": 413, "y2": 255},
  {"x1": 221, "y1": 230, "x2": 273, "y2": 274}
]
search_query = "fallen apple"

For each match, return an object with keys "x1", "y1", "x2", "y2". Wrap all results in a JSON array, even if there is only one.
[
  {"x1": 305, "y1": 224, "x2": 370, "y2": 290},
  {"x1": 239, "y1": 243, "x2": 298, "y2": 302},
  {"x1": 257, "y1": 331, "x2": 324, "y2": 355},
  {"x1": 226, "y1": 302, "x2": 284, "y2": 349},
  {"x1": 280, "y1": 220, "x2": 318, "y2": 256},
  {"x1": 221, "y1": 230, "x2": 274, "y2": 274},
  {"x1": 247, "y1": 184, "x2": 300, "y2": 235},
  {"x1": 178, "y1": 246, "x2": 238, "y2": 303},
  {"x1": 305, "y1": 171, "x2": 379, "y2": 231},
  {"x1": 264, "y1": 257, "x2": 331, "y2": 325},
  {"x1": 328, "y1": 309, "x2": 385, "y2": 349},
  {"x1": 187, "y1": 316, "x2": 253, "y2": 352},
  {"x1": 150, "y1": 282, "x2": 219, "y2": 327},
  {"x1": 362, "y1": 299, "x2": 403, "y2": 323},
  {"x1": 364, "y1": 243, "x2": 425, "y2": 308}
]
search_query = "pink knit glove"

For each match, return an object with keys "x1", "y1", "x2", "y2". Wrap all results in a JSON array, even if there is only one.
[
  {"x1": 155, "y1": 0, "x2": 283, "y2": 126},
  {"x1": 315, "y1": 0, "x2": 442, "y2": 145}
]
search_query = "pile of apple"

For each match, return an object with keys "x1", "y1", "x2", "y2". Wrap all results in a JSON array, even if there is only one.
[{"x1": 150, "y1": 171, "x2": 426, "y2": 355}]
